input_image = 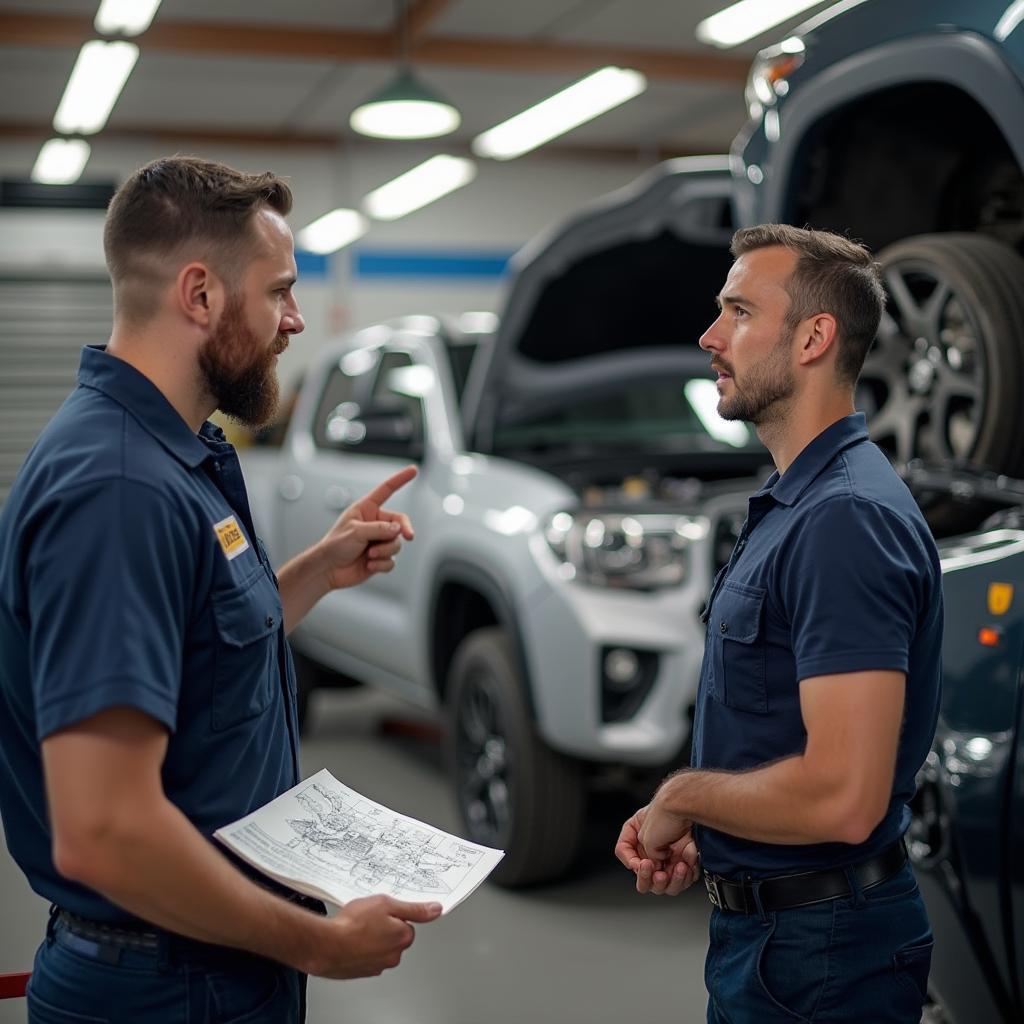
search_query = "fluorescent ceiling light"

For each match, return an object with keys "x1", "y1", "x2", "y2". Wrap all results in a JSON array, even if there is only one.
[
  {"x1": 472, "y1": 67, "x2": 646, "y2": 161},
  {"x1": 696, "y1": 0, "x2": 827, "y2": 48},
  {"x1": 350, "y1": 70, "x2": 460, "y2": 140},
  {"x1": 31, "y1": 138, "x2": 92, "y2": 184},
  {"x1": 363, "y1": 156, "x2": 476, "y2": 221},
  {"x1": 53, "y1": 40, "x2": 139, "y2": 135},
  {"x1": 95, "y1": 0, "x2": 162, "y2": 35},
  {"x1": 297, "y1": 209, "x2": 368, "y2": 254}
]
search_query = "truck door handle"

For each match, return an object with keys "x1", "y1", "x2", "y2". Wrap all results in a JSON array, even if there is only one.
[
  {"x1": 279, "y1": 475, "x2": 304, "y2": 501},
  {"x1": 324, "y1": 485, "x2": 351, "y2": 511}
]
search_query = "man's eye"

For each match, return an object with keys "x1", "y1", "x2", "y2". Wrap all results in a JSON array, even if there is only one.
[{"x1": 735, "y1": 307, "x2": 749, "y2": 318}]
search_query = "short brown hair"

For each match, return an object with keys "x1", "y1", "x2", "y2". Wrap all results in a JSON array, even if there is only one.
[
  {"x1": 104, "y1": 155, "x2": 293, "y2": 323},
  {"x1": 730, "y1": 224, "x2": 884, "y2": 385}
]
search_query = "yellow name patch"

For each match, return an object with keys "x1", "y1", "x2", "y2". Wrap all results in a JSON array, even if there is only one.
[
  {"x1": 214, "y1": 516, "x2": 250, "y2": 561},
  {"x1": 988, "y1": 582, "x2": 1014, "y2": 616}
]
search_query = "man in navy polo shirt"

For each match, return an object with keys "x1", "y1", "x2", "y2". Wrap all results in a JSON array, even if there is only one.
[
  {"x1": 616, "y1": 224, "x2": 941, "y2": 1023},
  {"x1": 0, "y1": 156, "x2": 440, "y2": 1023}
]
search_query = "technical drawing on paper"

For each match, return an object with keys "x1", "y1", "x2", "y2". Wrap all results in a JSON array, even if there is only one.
[
  {"x1": 285, "y1": 778, "x2": 483, "y2": 897},
  {"x1": 215, "y1": 769, "x2": 503, "y2": 912}
]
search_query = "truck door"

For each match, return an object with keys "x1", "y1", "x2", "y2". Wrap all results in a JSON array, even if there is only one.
[{"x1": 282, "y1": 339, "x2": 444, "y2": 687}]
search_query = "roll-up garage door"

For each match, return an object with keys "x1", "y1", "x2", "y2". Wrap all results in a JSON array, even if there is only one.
[{"x1": 0, "y1": 275, "x2": 113, "y2": 505}]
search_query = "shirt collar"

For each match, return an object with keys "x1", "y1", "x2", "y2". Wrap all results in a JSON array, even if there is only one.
[
  {"x1": 765, "y1": 412, "x2": 870, "y2": 507},
  {"x1": 77, "y1": 345, "x2": 211, "y2": 469}
]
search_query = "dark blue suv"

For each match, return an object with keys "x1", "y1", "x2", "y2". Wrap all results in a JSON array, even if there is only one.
[
  {"x1": 737, "y1": 0, "x2": 1024, "y2": 486},
  {"x1": 734, "y1": 3, "x2": 1024, "y2": 1020}
]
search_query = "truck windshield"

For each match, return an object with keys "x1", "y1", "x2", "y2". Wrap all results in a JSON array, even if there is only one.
[{"x1": 493, "y1": 376, "x2": 761, "y2": 454}]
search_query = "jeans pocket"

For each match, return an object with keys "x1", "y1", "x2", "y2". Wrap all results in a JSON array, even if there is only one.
[
  {"x1": 205, "y1": 965, "x2": 289, "y2": 1023},
  {"x1": 893, "y1": 938, "x2": 933, "y2": 1002},
  {"x1": 755, "y1": 906, "x2": 832, "y2": 1023}
]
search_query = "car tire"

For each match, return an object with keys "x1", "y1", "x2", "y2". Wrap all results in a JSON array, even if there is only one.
[
  {"x1": 445, "y1": 626, "x2": 585, "y2": 887},
  {"x1": 861, "y1": 234, "x2": 1024, "y2": 478}
]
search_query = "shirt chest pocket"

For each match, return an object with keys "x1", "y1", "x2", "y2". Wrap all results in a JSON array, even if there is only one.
[
  {"x1": 210, "y1": 567, "x2": 282, "y2": 732},
  {"x1": 711, "y1": 581, "x2": 768, "y2": 714}
]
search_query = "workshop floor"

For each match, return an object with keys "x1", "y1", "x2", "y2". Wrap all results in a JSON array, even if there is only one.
[{"x1": 0, "y1": 688, "x2": 711, "y2": 1024}]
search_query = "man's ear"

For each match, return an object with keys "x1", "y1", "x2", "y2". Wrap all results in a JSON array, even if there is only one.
[
  {"x1": 176, "y1": 262, "x2": 224, "y2": 328},
  {"x1": 797, "y1": 313, "x2": 839, "y2": 366}
]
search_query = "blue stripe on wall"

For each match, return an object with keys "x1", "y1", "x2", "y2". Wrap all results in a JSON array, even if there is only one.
[
  {"x1": 295, "y1": 250, "x2": 329, "y2": 279},
  {"x1": 354, "y1": 249, "x2": 514, "y2": 280}
]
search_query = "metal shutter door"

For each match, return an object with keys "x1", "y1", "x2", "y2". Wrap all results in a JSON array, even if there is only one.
[{"x1": 0, "y1": 276, "x2": 112, "y2": 504}]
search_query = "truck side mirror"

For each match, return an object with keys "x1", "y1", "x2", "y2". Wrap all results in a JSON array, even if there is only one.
[{"x1": 326, "y1": 400, "x2": 424, "y2": 460}]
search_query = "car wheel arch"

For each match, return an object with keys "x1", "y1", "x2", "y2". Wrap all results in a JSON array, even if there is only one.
[
  {"x1": 752, "y1": 32, "x2": 1024, "y2": 228},
  {"x1": 429, "y1": 559, "x2": 539, "y2": 720}
]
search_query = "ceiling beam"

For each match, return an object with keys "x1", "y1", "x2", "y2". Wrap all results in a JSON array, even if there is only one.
[
  {"x1": 0, "y1": 12, "x2": 750, "y2": 83},
  {"x1": 0, "y1": 122, "x2": 340, "y2": 149},
  {"x1": 0, "y1": 120, "x2": 724, "y2": 163},
  {"x1": 415, "y1": 36, "x2": 749, "y2": 83},
  {"x1": 404, "y1": 0, "x2": 453, "y2": 43}
]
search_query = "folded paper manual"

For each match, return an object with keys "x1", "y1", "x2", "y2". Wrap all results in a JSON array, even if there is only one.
[{"x1": 215, "y1": 768, "x2": 504, "y2": 914}]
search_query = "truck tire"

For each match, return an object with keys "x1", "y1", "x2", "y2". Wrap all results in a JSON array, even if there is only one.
[
  {"x1": 445, "y1": 627, "x2": 585, "y2": 887},
  {"x1": 860, "y1": 234, "x2": 1024, "y2": 481}
]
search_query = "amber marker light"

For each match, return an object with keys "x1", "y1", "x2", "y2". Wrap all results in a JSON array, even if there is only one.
[{"x1": 978, "y1": 627, "x2": 1001, "y2": 647}]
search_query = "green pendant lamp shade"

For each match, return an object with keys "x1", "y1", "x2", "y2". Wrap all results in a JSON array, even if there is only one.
[{"x1": 350, "y1": 69, "x2": 461, "y2": 140}]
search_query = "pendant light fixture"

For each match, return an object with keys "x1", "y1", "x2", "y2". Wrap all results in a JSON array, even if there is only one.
[{"x1": 349, "y1": 0, "x2": 460, "y2": 140}]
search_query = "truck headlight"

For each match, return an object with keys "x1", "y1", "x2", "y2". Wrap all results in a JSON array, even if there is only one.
[{"x1": 543, "y1": 512, "x2": 708, "y2": 590}]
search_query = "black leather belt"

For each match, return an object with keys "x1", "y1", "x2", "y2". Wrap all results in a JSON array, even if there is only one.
[
  {"x1": 703, "y1": 840, "x2": 907, "y2": 913},
  {"x1": 57, "y1": 909, "x2": 160, "y2": 951}
]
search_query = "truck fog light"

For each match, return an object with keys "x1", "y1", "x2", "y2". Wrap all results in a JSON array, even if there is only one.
[
  {"x1": 604, "y1": 648, "x2": 641, "y2": 690},
  {"x1": 600, "y1": 647, "x2": 658, "y2": 724}
]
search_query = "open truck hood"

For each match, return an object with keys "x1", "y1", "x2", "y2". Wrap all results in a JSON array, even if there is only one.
[{"x1": 463, "y1": 157, "x2": 740, "y2": 452}]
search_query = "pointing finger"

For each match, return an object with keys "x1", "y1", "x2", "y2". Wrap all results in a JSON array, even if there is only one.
[{"x1": 364, "y1": 466, "x2": 418, "y2": 507}]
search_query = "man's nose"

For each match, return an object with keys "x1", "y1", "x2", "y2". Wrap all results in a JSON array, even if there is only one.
[
  {"x1": 698, "y1": 315, "x2": 723, "y2": 352},
  {"x1": 281, "y1": 304, "x2": 305, "y2": 335}
]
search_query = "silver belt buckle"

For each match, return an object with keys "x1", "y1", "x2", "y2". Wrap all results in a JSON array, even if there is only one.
[{"x1": 704, "y1": 873, "x2": 722, "y2": 907}]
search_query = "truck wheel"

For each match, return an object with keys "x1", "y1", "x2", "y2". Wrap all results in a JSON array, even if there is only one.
[
  {"x1": 445, "y1": 627, "x2": 585, "y2": 887},
  {"x1": 860, "y1": 234, "x2": 1024, "y2": 479}
]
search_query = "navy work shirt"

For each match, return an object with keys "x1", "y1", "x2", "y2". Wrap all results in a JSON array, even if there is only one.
[
  {"x1": 0, "y1": 346, "x2": 300, "y2": 923},
  {"x1": 691, "y1": 413, "x2": 942, "y2": 877}
]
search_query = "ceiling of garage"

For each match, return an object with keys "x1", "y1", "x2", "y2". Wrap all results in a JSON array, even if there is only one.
[{"x1": 0, "y1": 0, "x2": 837, "y2": 166}]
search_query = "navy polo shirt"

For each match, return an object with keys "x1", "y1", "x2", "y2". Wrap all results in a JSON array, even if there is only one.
[
  {"x1": 691, "y1": 413, "x2": 942, "y2": 877},
  {"x1": 0, "y1": 345, "x2": 300, "y2": 923}
]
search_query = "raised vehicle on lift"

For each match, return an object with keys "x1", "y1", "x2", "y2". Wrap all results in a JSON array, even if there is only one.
[{"x1": 737, "y1": 3, "x2": 1024, "y2": 1020}]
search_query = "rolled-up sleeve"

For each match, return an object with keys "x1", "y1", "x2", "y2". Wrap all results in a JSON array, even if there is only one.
[{"x1": 26, "y1": 478, "x2": 195, "y2": 740}]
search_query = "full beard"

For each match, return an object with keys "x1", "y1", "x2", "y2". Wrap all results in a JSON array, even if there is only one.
[
  {"x1": 717, "y1": 332, "x2": 796, "y2": 426},
  {"x1": 198, "y1": 293, "x2": 285, "y2": 429}
]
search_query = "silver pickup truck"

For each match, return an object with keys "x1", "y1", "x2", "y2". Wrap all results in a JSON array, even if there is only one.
[{"x1": 242, "y1": 160, "x2": 770, "y2": 887}]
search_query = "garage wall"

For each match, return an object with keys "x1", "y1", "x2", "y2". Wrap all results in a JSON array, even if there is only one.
[{"x1": 0, "y1": 137, "x2": 664, "y2": 395}]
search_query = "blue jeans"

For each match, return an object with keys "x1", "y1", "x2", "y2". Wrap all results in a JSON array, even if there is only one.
[
  {"x1": 705, "y1": 861, "x2": 933, "y2": 1023},
  {"x1": 27, "y1": 912, "x2": 303, "y2": 1023}
]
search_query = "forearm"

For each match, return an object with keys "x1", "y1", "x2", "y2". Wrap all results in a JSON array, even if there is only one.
[
  {"x1": 54, "y1": 794, "x2": 327, "y2": 970},
  {"x1": 276, "y1": 541, "x2": 329, "y2": 633},
  {"x1": 657, "y1": 755, "x2": 876, "y2": 846}
]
